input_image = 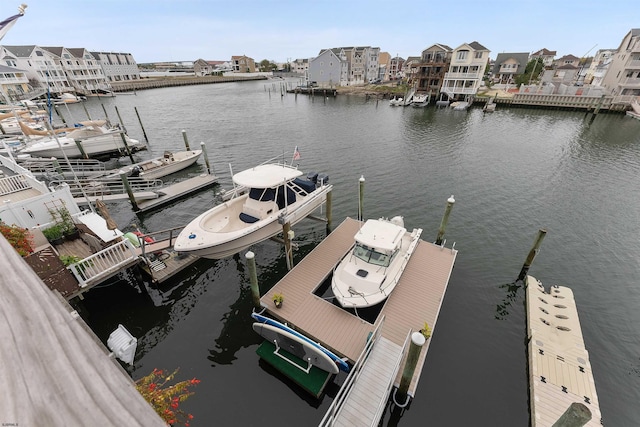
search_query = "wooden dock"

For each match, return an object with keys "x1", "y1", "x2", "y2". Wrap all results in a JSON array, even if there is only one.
[
  {"x1": 0, "y1": 236, "x2": 164, "y2": 426},
  {"x1": 259, "y1": 217, "x2": 457, "y2": 397},
  {"x1": 135, "y1": 173, "x2": 218, "y2": 212},
  {"x1": 525, "y1": 275, "x2": 602, "y2": 426}
]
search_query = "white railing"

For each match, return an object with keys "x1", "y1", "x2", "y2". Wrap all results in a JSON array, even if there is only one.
[
  {"x1": 444, "y1": 72, "x2": 481, "y2": 79},
  {"x1": 68, "y1": 239, "x2": 138, "y2": 287},
  {"x1": 319, "y1": 317, "x2": 386, "y2": 427},
  {"x1": 0, "y1": 174, "x2": 32, "y2": 196}
]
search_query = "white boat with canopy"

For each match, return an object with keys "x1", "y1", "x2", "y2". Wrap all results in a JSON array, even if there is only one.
[
  {"x1": 174, "y1": 159, "x2": 331, "y2": 259},
  {"x1": 331, "y1": 217, "x2": 422, "y2": 308}
]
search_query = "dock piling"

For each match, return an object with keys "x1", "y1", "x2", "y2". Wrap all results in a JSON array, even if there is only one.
[
  {"x1": 119, "y1": 171, "x2": 139, "y2": 211},
  {"x1": 51, "y1": 157, "x2": 63, "y2": 174},
  {"x1": 200, "y1": 141, "x2": 212, "y2": 174},
  {"x1": 517, "y1": 229, "x2": 547, "y2": 282},
  {"x1": 552, "y1": 402, "x2": 592, "y2": 427},
  {"x1": 245, "y1": 251, "x2": 261, "y2": 309},
  {"x1": 394, "y1": 332, "x2": 426, "y2": 407},
  {"x1": 435, "y1": 195, "x2": 456, "y2": 246},
  {"x1": 114, "y1": 105, "x2": 127, "y2": 134},
  {"x1": 119, "y1": 131, "x2": 135, "y2": 163},
  {"x1": 282, "y1": 223, "x2": 294, "y2": 270},
  {"x1": 134, "y1": 107, "x2": 149, "y2": 143},
  {"x1": 358, "y1": 175, "x2": 365, "y2": 221},
  {"x1": 325, "y1": 189, "x2": 332, "y2": 229},
  {"x1": 82, "y1": 103, "x2": 92, "y2": 120},
  {"x1": 181, "y1": 129, "x2": 190, "y2": 150},
  {"x1": 53, "y1": 104, "x2": 68, "y2": 126},
  {"x1": 73, "y1": 139, "x2": 88, "y2": 159},
  {"x1": 101, "y1": 104, "x2": 110, "y2": 122}
]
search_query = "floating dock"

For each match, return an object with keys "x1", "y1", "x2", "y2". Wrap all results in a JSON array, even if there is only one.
[
  {"x1": 525, "y1": 276, "x2": 602, "y2": 426},
  {"x1": 259, "y1": 217, "x2": 457, "y2": 399},
  {"x1": 135, "y1": 173, "x2": 218, "y2": 212}
]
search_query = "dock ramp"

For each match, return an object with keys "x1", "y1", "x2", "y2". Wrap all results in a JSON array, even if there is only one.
[{"x1": 320, "y1": 320, "x2": 410, "y2": 427}]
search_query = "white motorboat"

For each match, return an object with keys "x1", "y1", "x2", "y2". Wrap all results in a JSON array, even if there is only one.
[
  {"x1": 411, "y1": 93, "x2": 429, "y2": 108},
  {"x1": 103, "y1": 149, "x2": 202, "y2": 180},
  {"x1": 174, "y1": 161, "x2": 332, "y2": 259},
  {"x1": 331, "y1": 216, "x2": 422, "y2": 308},
  {"x1": 17, "y1": 120, "x2": 144, "y2": 158},
  {"x1": 389, "y1": 97, "x2": 403, "y2": 106}
]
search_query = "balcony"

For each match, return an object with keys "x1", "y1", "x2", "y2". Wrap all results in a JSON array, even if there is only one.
[
  {"x1": 622, "y1": 77, "x2": 640, "y2": 88},
  {"x1": 627, "y1": 59, "x2": 640, "y2": 69},
  {"x1": 444, "y1": 72, "x2": 481, "y2": 79}
]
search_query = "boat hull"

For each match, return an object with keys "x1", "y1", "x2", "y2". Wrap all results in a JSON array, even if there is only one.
[
  {"x1": 174, "y1": 184, "x2": 332, "y2": 259},
  {"x1": 20, "y1": 134, "x2": 142, "y2": 159}
]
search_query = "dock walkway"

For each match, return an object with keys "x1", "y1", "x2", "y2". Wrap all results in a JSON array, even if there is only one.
[
  {"x1": 260, "y1": 217, "x2": 457, "y2": 397},
  {"x1": 526, "y1": 275, "x2": 602, "y2": 426}
]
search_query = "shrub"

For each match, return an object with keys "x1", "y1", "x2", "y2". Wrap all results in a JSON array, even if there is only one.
[
  {"x1": 135, "y1": 368, "x2": 200, "y2": 426},
  {"x1": 0, "y1": 221, "x2": 34, "y2": 257}
]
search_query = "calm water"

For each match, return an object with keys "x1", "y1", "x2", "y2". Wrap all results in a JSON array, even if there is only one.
[{"x1": 61, "y1": 81, "x2": 640, "y2": 426}]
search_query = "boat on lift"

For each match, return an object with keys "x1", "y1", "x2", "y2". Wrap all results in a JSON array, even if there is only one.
[
  {"x1": 174, "y1": 156, "x2": 332, "y2": 259},
  {"x1": 331, "y1": 216, "x2": 422, "y2": 308}
]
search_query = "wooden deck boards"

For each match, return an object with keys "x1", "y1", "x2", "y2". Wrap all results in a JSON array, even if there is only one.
[
  {"x1": 261, "y1": 217, "x2": 458, "y2": 397},
  {"x1": 0, "y1": 236, "x2": 164, "y2": 426},
  {"x1": 135, "y1": 174, "x2": 218, "y2": 212}
]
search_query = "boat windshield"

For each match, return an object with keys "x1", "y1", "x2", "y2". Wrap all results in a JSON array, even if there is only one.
[
  {"x1": 249, "y1": 187, "x2": 275, "y2": 202},
  {"x1": 352, "y1": 243, "x2": 392, "y2": 267}
]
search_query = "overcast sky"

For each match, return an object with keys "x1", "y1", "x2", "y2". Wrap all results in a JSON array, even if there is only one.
[{"x1": 2, "y1": 0, "x2": 637, "y2": 63}]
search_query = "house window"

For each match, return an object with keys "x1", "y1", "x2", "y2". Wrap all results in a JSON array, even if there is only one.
[
  {"x1": 475, "y1": 51, "x2": 483, "y2": 59},
  {"x1": 457, "y1": 50, "x2": 468, "y2": 60},
  {"x1": 36, "y1": 51, "x2": 43, "y2": 56}
]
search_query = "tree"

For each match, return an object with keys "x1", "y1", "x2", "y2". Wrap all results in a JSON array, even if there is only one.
[
  {"x1": 258, "y1": 59, "x2": 278, "y2": 72},
  {"x1": 515, "y1": 58, "x2": 544, "y2": 86}
]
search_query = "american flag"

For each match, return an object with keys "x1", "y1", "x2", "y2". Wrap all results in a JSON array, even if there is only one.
[
  {"x1": 293, "y1": 146, "x2": 301, "y2": 161},
  {"x1": 0, "y1": 5, "x2": 27, "y2": 43}
]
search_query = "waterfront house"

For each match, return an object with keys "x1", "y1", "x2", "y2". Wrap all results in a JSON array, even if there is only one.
[
  {"x1": 403, "y1": 56, "x2": 420, "y2": 84},
  {"x1": 491, "y1": 52, "x2": 530, "y2": 84},
  {"x1": 378, "y1": 51, "x2": 390, "y2": 81},
  {"x1": 388, "y1": 56, "x2": 405, "y2": 81},
  {"x1": 231, "y1": 55, "x2": 256, "y2": 73},
  {"x1": 584, "y1": 49, "x2": 615, "y2": 85},
  {"x1": 291, "y1": 58, "x2": 309, "y2": 75},
  {"x1": 531, "y1": 48, "x2": 557, "y2": 68},
  {"x1": 0, "y1": 64, "x2": 29, "y2": 101},
  {"x1": 554, "y1": 54, "x2": 581, "y2": 68},
  {"x1": 441, "y1": 41, "x2": 490, "y2": 100},
  {"x1": 601, "y1": 28, "x2": 640, "y2": 97},
  {"x1": 410, "y1": 44, "x2": 453, "y2": 97},
  {"x1": 308, "y1": 48, "x2": 347, "y2": 87},
  {"x1": 41, "y1": 47, "x2": 111, "y2": 95},
  {"x1": 193, "y1": 58, "x2": 213, "y2": 76}
]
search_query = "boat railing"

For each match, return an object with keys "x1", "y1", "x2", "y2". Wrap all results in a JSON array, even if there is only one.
[
  {"x1": 19, "y1": 158, "x2": 105, "y2": 176},
  {"x1": 318, "y1": 316, "x2": 386, "y2": 427},
  {"x1": 379, "y1": 228, "x2": 423, "y2": 293},
  {"x1": 67, "y1": 239, "x2": 139, "y2": 287}
]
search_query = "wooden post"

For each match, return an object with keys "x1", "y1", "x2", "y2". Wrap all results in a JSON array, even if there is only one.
[
  {"x1": 325, "y1": 189, "x2": 332, "y2": 229},
  {"x1": 435, "y1": 195, "x2": 456, "y2": 246},
  {"x1": 119, "y1": 131, "x2": 135, "y2": 163},
  {"x1": 282, "y1": 222, "x2": 294, "y2": 270},
  {"x1": 517, "y1": 229, "x2": 547, "y2": 282},
  {"x1": 53, "y1": 104, "x2": 67, "y2": 126},
  {"x1": 245, "y1": 251, "x2": 261, "y2": 309},
  {"x1": 552, "y1": 402, "x2": 592, "y2": 427},
  {"x1": 358, "y1": 175, "x2": 365, "y2": 221},
  {"x1": 119, "y1": 171, "x2": 139, "y2": 211},
  {"x1": 101, "y1": 104, "x2": 110, "y2": 122},
  {"x1": 50, "y1": 157, "x2": 63, "y2": 174},
  {"x1": 200, "y1": 142, "x2": 211, "y2": 174},
  {"x1": 82, "y1": 102, "x2": 92, "y2": 120},
  {"x1": 181, "y1": 129, "x2": 190, "y2": 150},
  {"x1": 74, "y1": 139, "x2": 88, "y2": 159},
  {"x1": 394, "y1": 332, "x2": 425, "y2": 407},
  {"x1": 114, "y1": 105, "x2": 127, "y2": 133},
  {"x1": 134, "y1": 107, "x2": 149, "y2": 142}
]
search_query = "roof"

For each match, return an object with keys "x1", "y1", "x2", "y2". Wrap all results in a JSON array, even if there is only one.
[
  {"x1": 66, "y1": 48, "x2": 87, "y2": 58},
  {"x1": 533, "y1": 48, "x2": 557, "y2": 56},
  {"x1": 354, "y1": 219, "x2": 405, "y2": 253},
  {"x1": 468, "y1": 41, "x2": 488, "y2": 51},
  {"x1": 423, "y1": 43, "x2": 453, "y2": 52},
  {"x1": 232, "y1": 163, "x2": 303, "y2": 188},
  {"x1": 2, "y1": 45, "x2": 36, "y2": 57},
  {"x1": 0, "y1": 64, "x2": 25, "y2": 73},
  {"x1": 494, "y1": 52, "x2": 530, "y2": 74},
  {"x1": 40, "y1": 46, "x2": 64, "y2": 57}
]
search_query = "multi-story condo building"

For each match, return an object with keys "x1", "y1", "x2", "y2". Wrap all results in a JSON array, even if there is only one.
[
  {"x1": 601, "y1": 28, "x2": 640, "y2": 96},
  {"x1": 90, "y1": 51, "x2": 140, "y2": 82},
  {"x1": 411, "y1": 44, "x2": 452, "y2": 95},
  {"x1": 441, "y1": 41, "x2": 490, "y2": 100},
  {"x1": 0, "y1": 64, "x2": 29, "y2": 101},
  {"x1": 43, "y1": 47, "x2": 111, "y2": 94}
]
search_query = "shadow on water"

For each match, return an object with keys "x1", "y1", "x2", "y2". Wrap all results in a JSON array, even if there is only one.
[{"x1": 495, "y1": 279, "x2": 525, "y2": 320}]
